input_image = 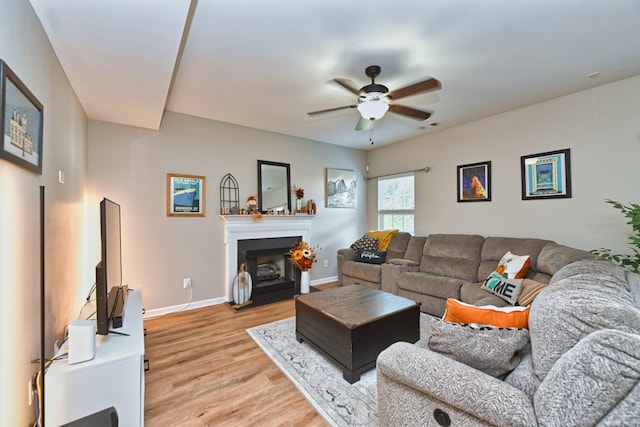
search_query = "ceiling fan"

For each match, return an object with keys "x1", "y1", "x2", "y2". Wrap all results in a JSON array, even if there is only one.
[{"x1": 307, "y1": 65, "x2": 442, "y2": 130}]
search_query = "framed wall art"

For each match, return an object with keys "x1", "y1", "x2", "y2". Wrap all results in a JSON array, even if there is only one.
[
  {"x1": 0, "y1": 60, "x2": 44, "y2": 174},
  {"x1": 326, "y1": 168, "x2": 356, "y2": 208},
  {"x1": 166, "y1": 173, "x2": 206, "y2": 217},
  {"x1": 457, "y1": 161, "x2": 491, "y2": 202},
  {"x1": 521, "y1": 149, "x2": 571, "y2": 200}
]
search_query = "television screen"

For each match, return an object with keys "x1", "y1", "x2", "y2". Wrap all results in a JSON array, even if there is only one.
[{"x1": 95, "y1": 198, "x2": 122, "y2": 335}]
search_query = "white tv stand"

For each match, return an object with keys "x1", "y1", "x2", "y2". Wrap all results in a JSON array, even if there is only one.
[{"x1": 45, "y1": 288, "x2": 145, "y2": 426}]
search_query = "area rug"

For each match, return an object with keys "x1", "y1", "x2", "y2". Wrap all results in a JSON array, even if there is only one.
[{"x1": 246, "y1": 314, "x2": 432, "y2": 426}]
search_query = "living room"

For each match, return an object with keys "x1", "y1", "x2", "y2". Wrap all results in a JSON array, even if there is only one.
[{"x1": 2, "y1": 1, "x2": 640, "y2": 425}]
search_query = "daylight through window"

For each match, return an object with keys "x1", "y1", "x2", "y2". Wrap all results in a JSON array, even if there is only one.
[{"x1": 378, "y1": 173, "x2": 415, "y2": 234}]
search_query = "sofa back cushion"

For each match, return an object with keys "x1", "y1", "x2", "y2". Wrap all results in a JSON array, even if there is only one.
[
  {"x1": 529, "y1": 259, "x2": 640, "y2": 381},
  {"x1": 536, "y1": 242, "x2": 598, "y2": 277},
  {"x1": 402, "y1": 236, "x2": 427, "y2": 263},
  {"x1": 385, "y1": 232, "x2": 411, "y2": 261},
  {"x1": 477, "y1": 237, "x2": 553, "y2": 281},
  {"x1": 420, "y1": 234, "x2": 484, "y2": 282}
]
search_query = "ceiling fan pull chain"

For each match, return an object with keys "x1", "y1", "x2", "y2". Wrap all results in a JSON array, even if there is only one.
[{"x1": 369, "y1": 121, "x2": 375, "y2": 145}]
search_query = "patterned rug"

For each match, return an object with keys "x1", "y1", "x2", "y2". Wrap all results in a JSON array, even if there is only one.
[{"x1": 246, "y1": 315, "x2": 432, "y2": 426}]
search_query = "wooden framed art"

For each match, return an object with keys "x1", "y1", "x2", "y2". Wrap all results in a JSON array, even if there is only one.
[
  {"x1": 166, "y1": 173, "x2": 206, "y2": 217},
  {"x1": 326, "y1": 168, "x2": 357, "y2": 208},
  {"x1": 520, "y1": 149, "x2": 571, "y2": 200},
  {"x1": 457, "y1": 161, "x2": 491, "y2": 202},
  {"x1": 0, "y1": 60, "x2": 44, "y2": 174}
]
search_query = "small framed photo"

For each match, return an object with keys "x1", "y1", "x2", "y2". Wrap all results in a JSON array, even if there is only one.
[
  {"x1": 457, "y1": 161, "x2": 491, "y2": 202},
  {"x1": 326, "y1": 168, "x2": 357, "y2": 208},
  {"x1": 166, "y1": 173, "x2": 206, "y2": 217},
  {"x1": 0, "y1": 60, "x2": 44, "y2": 174},
  {"x1": 521, "y1": 149, "x2": 571, "y2": 200}
]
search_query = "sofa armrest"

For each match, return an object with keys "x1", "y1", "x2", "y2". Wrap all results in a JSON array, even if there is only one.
[
  {"x1": 381, "y1": 262, "x2": 419, "y2": 294},
  {"x1": 377, "y1": 342, "x2": 537, "y2": 427},
  {"x1": 337, "y1": 248, "x2": 356, "y2": 285}
]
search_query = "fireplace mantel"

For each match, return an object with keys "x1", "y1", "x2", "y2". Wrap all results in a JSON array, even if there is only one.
[{"x1": 221, "y1": 215, "x2": 312, "y2": 302}]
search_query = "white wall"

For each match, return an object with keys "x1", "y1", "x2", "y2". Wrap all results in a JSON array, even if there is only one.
[
  {"x1": 0, "y1": 0, "x2": 88, "y2": 425},
  {"x1": 367, "y1": 75, "x2": 640, "y2": 254},
  {"x1": 88, "y1": 112, "x2": 367, "y2": 311}
]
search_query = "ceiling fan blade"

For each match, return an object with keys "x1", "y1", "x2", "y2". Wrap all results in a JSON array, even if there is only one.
[
  {"x1": 307, "y1": 105, "x2": 356, "y2": 116},
  {"x1": 387, "y1": 77, "x2": 441, "y2": 100},
  {"x1": 355, "y1": 116, "x2": 373, "y2": 131},
  {"x1": 388, "y1": 103, "x2": 432, "y2": 121},
  {"x1": 332, "y1": 78, "x2": 361, "y2": 95}
]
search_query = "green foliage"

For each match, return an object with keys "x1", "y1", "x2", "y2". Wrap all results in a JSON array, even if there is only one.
[{"x1": 592, "y1": 199, "x2": 640, "y2": 274}]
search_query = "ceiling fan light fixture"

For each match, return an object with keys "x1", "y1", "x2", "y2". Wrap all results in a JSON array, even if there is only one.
[{"x1": 357, "y1": 98, "x2": 389, "y2": 120}]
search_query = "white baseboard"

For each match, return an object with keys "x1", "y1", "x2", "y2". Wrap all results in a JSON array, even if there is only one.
[{"x1": 142, "y1": 275, "x2": 338, "y2": 319}]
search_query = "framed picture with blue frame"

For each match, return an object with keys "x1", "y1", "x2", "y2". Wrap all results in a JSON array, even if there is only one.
[
  {"x1": 457, "y1": 161, "x2": 491, "y2": 202},
  {"x1": 520, "y1": 149, "x2": 571, "y2": 200}
]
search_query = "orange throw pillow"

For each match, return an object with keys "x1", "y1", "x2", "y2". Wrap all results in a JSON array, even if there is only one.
[{"x1": 443, "y1": 299, "x2": 530, "y2": 329}]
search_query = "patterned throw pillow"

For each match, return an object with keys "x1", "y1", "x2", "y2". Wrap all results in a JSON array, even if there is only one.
[
  {"x1": 495, "y1": 251, "x2": 531, "y2": 279},
  {"x1": 517, "y1": 279, "x2": 548, "y2": 306},
  {"x1": 428, "y1": 318, "x2": 530, "y2": 378},
  {"x1": 350, "y1": 234, "x2": 379, "y2": 251},
  {"x1": 482, "y1": 271, "x2": 524, "y2": 305},
  {"x1": 443, "y1": 298, "x2": 531, "y2": 329},
  {"x1": 355, "y1": 249, "x2": 386, "y2": 264}
]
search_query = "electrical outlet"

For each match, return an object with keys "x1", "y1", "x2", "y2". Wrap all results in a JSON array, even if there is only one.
[
  {"x1": 183, "y1": 277, "x2": 192, "y2": 288},
  {"x1": 323, "y1": 260, "x2": 329, "y2": 268}
]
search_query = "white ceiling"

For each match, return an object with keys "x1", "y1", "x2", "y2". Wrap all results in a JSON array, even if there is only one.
[{"x1": 29, "y1": 0, "x2": 640, "y2": 150}]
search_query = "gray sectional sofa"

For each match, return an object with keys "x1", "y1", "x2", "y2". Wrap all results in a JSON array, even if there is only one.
[
  {"x1": 377, "y1": 258, "x2": 640, "y2": 426},
  {"x1": 338, "y1": 233, "x2": 597, "y2": 316}
]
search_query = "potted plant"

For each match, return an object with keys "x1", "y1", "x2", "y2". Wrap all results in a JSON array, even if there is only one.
[{"x1": 592, "y1": 199, "x2": 640, "y2": 274}]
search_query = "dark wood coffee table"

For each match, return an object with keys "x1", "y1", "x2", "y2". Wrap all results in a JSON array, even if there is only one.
[{"x1": 295, "y1": 284, "x2": 420, "y2": 383}]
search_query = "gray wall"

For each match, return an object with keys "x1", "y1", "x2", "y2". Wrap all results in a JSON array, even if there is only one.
[
  {"x1": 0, "y1": 0, "x2": 88, "y2": 424},
  {"x1": 367, "y1": 75, "x2": 640, "y2": 254},
  {"x1": 88, "y1": 112, "x2": 367, "y2": 311}
]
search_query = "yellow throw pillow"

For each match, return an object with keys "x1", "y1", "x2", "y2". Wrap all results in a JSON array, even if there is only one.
[
  {"x1": 443, "y1": 298, "x2": 530, "y2": 329},
  {"x1": 367, "y1": 229, "x2": 399, "y2": 251}
]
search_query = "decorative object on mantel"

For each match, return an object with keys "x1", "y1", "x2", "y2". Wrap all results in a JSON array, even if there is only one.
[
  {"x1": 292, "y1": 184, "x2": 304, "y2": 212},
  {"x1": 326, "y1": 168, "x2": 357, "y2": 208},
  {"x1": 219, "y1": 173, "x2": 239, "y2": 215},
  {"x1": 0, "y1": 59, "x2": 44, "y2": 175},
  {"x1": 246, "y1": 195, "x2": 262, "y2": 219},
  {"x1": 286, "y1": 241, "x2": 321, "y2": 293},
  {"x1": 231, "y1": 263, "x2": 253, "y2": 309}
]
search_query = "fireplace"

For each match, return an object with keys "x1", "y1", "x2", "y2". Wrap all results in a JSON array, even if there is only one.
[
  {"x1": 238, "y1": 236, "x2": 301, "y2": 305},
  {"x1": 221, "y1": 215, "x2": 312, "y2": 305}
]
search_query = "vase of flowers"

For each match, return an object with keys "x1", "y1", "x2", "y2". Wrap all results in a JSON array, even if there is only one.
[
  {"x1": 286, "y1": 240, "x2": 320, "y2": 293},
  {"x1": 292, "y1": 184, "x2": 304, "y2": 212}
]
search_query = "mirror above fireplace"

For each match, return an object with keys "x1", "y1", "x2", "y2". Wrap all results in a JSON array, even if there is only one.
[{"x1": 257, "y1": 160, "x2": 291, "y2": 213}]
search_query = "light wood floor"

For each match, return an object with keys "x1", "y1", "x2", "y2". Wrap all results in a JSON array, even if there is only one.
[{"x1": 143, "y1": 285, "x2": 336, "y2": 426}]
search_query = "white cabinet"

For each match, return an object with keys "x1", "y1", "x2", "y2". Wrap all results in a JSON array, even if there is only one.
[{"x1": 45, "y1": 289, "x2": 145, "y2": 426}]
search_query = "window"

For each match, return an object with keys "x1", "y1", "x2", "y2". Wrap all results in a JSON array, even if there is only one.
[{"x1": 378, "y1": 173, "x2": 415, "y2": 233}]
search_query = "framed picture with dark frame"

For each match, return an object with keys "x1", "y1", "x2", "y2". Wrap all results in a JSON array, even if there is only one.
[
  {"x1": 457, "y1": 161, "x2": 491, "y2": 202},
  {"x1": 166, "y1": 173, "x2": 206, "y2": 217},
  {"x1": 0, "y1": 60, "x2": 44, "y2": 174},
  {"x1": 520, "y1": 149, "x2": 571, "y2": 200}
]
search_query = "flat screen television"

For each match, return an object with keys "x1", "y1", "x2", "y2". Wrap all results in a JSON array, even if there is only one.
[{"x1": 95, "y1": 198, "x2": 123, "y2": 335}]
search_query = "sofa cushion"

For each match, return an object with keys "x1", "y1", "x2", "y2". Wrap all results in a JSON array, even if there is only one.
[
  {"x1": 443, "y1": 299, "x2": 530, "y2": 328},
  {"x1": 536, "y1": 242, "x2": 598, "y2": 276},
  {"x1": 481, "y1": 271, "x2": 523, "y2": 305},
  {"x1": 384, "y1": 232, "x2": 412, "y2": 260},
  {"x1": 428, "y1": 318, "x2": 530, "y2": 378},
  {"x1": 341, "y1": 259, "x2": 382, "y2": 283},
  {"x1": 367, "y1": 229, "x2": 398, "y2": 251},
  {"x1": 529, "y1": 259, "x2": 640, "y2": 381},
  {"x1": 350, "y1": 233, "x2": 379, "y2": 251},
  {"x1": 354, "y1": 249, "x2": 386, "y2": 264},
  {"x1": 403, "y1": 236, "x2": 427, "y2": 263},
  {"x1": 459, "y1": 282, "x2": 509, "y2": 307},
  {"x1": 420, "y1": 234, "x2": 485, "y2": 282},
  {"x1": 398, "y1": 272, "x2": 464, "y2": 300},
  {"x1": 534, "y1": 329, "x2": 640, "y2": 426},
  {"x1": 478, "y1": 237, "x2": 552, "y2": 280}
]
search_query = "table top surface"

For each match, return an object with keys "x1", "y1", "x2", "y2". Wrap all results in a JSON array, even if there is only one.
[{"x1": 295, "y1": 284, "x2": 419, "y2": 328}]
